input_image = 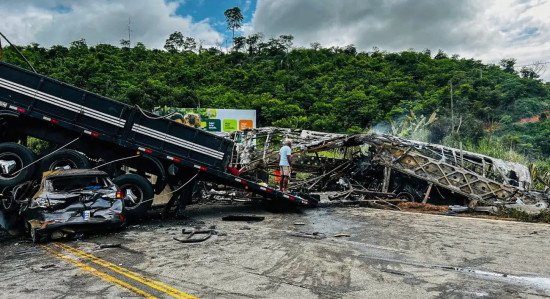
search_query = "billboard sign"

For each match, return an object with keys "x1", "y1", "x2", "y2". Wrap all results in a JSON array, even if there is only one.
[{"x1": 154, "y1": 107, "x2": 256, "y2": 133}]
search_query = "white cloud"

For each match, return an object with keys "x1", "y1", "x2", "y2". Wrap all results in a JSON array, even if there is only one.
[
  {"x1": 252, "y1": 0, "x2": 550, "y2": 81},
  {"x1": 0, "y1": 0, "x2": 223, "y2": 48}
]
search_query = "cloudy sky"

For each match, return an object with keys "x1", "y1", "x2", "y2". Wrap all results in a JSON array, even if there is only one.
[{"x1": 1, "y1": 0, "x2": 549, "y2": 80}]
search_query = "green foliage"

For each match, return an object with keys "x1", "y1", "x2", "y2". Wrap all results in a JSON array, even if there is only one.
[
  {"x1": 27, "y1": 137, "x2": 49, "y2": 155},
  {"x1": 531, "y1": 158, "x2": 550, "y2": 190},
  {"x1": 443, "y1": 136, "x2": 529, "y2": 164},
  {"x1": 500, "y1": 119, "x2": 550, "y2": 157},
  {"x1": 496, "y1": 208, "x2": 550, "y2": 224},
  {"x1": 2, "y1": 36, "x2": 549, "y2": 160}
]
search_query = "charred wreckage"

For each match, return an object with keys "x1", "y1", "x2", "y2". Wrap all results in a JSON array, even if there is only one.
[{"x1": 230, "y1": 127, "x2": 550, "y2": 214}]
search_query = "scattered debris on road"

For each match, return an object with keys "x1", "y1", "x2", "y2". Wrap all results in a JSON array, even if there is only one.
[
  {"x1": 289, "y1": 231, "x2": 327, "y2": 239},
  {"x1": 98, "y1": 243, "x2": 122, "y2": 249},
  {"x1": 221, "y1": 215, "x2": 265, "y2": 222},
  {"x1": 334, "y1": 233, "x2": 351, "y2": 238},
  {"x1": 174, "y1": 227, "x2": 224, "y2": 243}
]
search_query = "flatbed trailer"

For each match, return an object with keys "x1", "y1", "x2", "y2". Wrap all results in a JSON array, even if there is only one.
[{"x1": 0, "y1": 62, "x2": 314, "y2": 218}]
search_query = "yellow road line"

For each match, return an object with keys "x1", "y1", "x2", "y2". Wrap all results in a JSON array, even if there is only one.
[
  {"x1": 40, "y1": 245, "x2": 157, "y2": 298},
  {"x1": 54, "y1": 243, "x2": 197, "y2": 299}
]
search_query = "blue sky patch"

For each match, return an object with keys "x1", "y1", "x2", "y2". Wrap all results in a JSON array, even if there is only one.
[{"x1": 175, "y1": 0, "x2": 256, "y2": 38}]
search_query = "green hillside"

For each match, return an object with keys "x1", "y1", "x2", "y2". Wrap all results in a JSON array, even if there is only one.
[{"x1": 2, "y1": 38, "x2": 549, "y2": 160}]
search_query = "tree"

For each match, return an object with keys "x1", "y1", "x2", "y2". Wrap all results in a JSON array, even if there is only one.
[
  {"x1": 310, "y1": 42, "x2": 321, "y2": 51},
  {"x1": 224, "y1": 7, "x2": 244, "y2": 49},
  {"x1": 245, "y1": 33, "x2": 263, "y2": 55},
  {"x1": 520, "y1": 67, "x2": 537, "y2": 79},
  {"x1": 164, "y1": 32, "x2": 195, "y2": 53},
  {"x1": 182, "y1": 37, "x2": 197, "y2": 52},
  {"x1": 164, "y1": 31, "x2": 184, "y2": 53},
  {"x1": 233, "y1": 36, "x2": 246, "y2": 52},
  {"x1": 344, "y1": 44, "x2": 357, "y2": 55},
  {"x1": 500, "y1": 58, "x2": 516, "y2": 74},
  {"x1": 279, "y1": 35, "x2": 294, "y2": 53},
  {"x1": 119, "y1": 39, "x2": 130, "y2": 48},
  {"x1": 434, "y1": 49, "x2": 448, "y2": 59}
]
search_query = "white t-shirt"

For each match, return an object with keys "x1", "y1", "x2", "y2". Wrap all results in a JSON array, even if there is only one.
[{"x1": 279, "y1": 145, "x2": 291, "y2": 166}]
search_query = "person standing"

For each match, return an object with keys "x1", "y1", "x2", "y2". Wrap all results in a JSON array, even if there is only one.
[{"x1": 279, "y1": 139, "x2": 292, "y2": 192}]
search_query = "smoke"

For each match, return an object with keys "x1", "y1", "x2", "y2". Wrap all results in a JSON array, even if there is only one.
[
  {"x1": 368, "y1": 112, "x2": 437, "y2": 143},
  {"x1": 369, "y1": 120, "x2": 391, "y2": 135}
]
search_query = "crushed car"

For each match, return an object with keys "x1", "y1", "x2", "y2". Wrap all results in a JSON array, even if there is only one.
[{"x1": 22, "y1": 169, "x2": 125, "y2": 243}]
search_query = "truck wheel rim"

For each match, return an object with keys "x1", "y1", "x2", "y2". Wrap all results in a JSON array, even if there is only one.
[
  {"x1": 0, "y1": 153, "x2": 24, "y2": 180},
  {"x1": 119, "y1": 184, "x2": 144, "y2": 209},
  {"x1": 49, "y1": 159, "x2": 78, "y2": 170}
]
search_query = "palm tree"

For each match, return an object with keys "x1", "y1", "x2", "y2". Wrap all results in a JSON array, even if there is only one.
[{"x1": 224, "y1": 7, "x2": 244, "y2": 49}]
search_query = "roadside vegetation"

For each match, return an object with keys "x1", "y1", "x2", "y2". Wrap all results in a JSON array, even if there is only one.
[{"x1": 1, "y1": 24, "x2": 549, "y2": 179}]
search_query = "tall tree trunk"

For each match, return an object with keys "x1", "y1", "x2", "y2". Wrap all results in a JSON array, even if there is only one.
[{"x1": 232, "y1": 28, "x2": 235, "y2": 50}]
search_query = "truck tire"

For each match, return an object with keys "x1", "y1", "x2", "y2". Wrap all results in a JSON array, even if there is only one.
[
  {"x1": 113, "y1": 174, "x2": 154, "y2": 222},
  {"x1": 40, "y1": 149, "x2": 90, "y2": 172},
  {"x1": 0, "y1": 143, "x2": 36, "y2": 188}
]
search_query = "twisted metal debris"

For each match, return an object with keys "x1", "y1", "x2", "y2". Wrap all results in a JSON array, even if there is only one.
[{"x1": 230, "y1": 128, "x2": 549, "y2": 211}]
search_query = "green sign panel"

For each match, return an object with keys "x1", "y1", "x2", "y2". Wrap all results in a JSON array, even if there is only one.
[
  {"x1": 223, "y1": 119, "x2": 237, "y2": 132},
  {"x1": 206, "y1": 119, "x2": 221, "y2": 132}
]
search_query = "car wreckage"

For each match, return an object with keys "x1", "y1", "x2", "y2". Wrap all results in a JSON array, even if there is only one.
[
  {"x1": 228, "y1": 127, "x2": 550, "y2": 214},
  {"x1": 5, "y1": 169, "x2": 125, "y2": 243}
]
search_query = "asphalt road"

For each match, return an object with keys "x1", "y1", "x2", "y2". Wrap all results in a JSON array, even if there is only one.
[{"x1": 1, "y1": 203, "x2": 550, "y2": 298}]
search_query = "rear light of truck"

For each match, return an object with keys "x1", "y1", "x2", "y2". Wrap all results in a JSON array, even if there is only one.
[
  {"x1": 116, "y1": 191, "x2": 124, "y2": 199},
  {"x1": 42, "y1": 116, "x2": 59, "y2": 124},
  {"x1": 167, "y1": 156, "x2": 183, "y2": 164},
  {"x1": 84, "y1": 130, "x2": 100, "y2": 138},
  {"x1": 138, "y1": 147, "x2": 153, "y2": 154},
  {"x1": 193, "y1": 165, "x2": 208, "y2": 172},
  {"x1": 9, "y1": 105, "x2": 26, "y2": 113}
]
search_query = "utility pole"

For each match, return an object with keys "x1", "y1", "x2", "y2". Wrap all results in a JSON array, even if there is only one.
[
  {"x1": 127, "y1": 17, "x2": 132, "y2": 48},
  {"x1": 450, "y1": 80, "x2": 454, "y2": 134}
]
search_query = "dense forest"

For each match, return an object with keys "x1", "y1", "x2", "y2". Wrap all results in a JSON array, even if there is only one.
[{"x1": 1, "y1": 33, "x2": 549, "y2": 167}]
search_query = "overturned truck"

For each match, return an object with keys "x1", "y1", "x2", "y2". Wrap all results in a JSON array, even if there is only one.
[
  {"x1": 0, "y1": 61, "x2": 314, "y2": 233},
  {"x1": 231, "y1": 127, "x2": 549, "y2": 212}
]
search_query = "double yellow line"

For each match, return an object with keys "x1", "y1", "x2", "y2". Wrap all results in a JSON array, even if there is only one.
[{"x1": 41, "y1": 243, "x2": 197, "y2": 299}]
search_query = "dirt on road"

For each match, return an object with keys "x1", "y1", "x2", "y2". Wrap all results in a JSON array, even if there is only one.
[{"x1": 1, "y1": 203, "x2": 549, "y2": 298}]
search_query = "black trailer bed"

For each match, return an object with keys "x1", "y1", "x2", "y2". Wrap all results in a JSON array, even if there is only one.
[{"x1": 0, "y1": 62, "x2": 314, "y2": 207}]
